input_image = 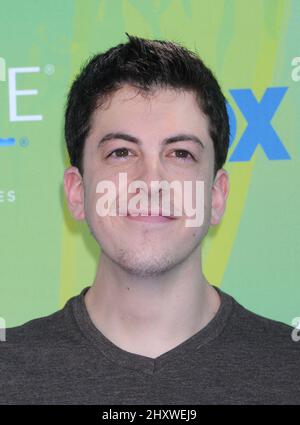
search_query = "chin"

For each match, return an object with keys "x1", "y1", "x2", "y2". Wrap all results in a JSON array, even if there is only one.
[{"x1": 114, "y1": 249, "x2": 179, "y2": 277}]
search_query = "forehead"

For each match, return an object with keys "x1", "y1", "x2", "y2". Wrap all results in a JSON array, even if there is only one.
[{"x1": 89, "y1": 84, "x2": 212, "y2": 148}]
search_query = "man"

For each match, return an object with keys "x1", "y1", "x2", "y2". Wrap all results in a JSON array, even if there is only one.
[{"x1": 0, "y1": 33, "x2": 299, "y2": 405}]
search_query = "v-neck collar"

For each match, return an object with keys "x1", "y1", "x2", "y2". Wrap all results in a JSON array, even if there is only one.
[{"x1": 69, "y1": 284, "x2": 234, "y2": 375}]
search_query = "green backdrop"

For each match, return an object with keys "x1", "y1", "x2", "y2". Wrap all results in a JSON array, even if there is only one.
[{"x1": 0, "y1": 0, "x2": 299, "y2": 328}]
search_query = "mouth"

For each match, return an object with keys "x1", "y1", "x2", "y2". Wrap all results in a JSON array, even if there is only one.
[{"x1": 125, "y1": 210, "x2": 177, "y2": 224}]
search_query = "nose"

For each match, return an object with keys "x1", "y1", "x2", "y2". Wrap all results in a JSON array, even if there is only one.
[
  {"x1": 138, "y1": 159, "x2": 165, "y2": 187},
  {"x1": 135, "y1": 157, "x2": 166, "y2": 196},
  {"x1": 128, "y1": 157, "x2": 178, "y2": 217}
]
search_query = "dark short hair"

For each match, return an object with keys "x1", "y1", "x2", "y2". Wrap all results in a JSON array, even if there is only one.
[{"x1": 64, "y1": 33, "x2": 229, "y2": 177}]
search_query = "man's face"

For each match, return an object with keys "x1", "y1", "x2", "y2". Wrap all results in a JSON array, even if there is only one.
[{"x1": 64, "y1": 84, "x2": 229, "y2": 277}]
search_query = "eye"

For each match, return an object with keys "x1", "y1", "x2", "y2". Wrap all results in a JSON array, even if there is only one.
[
  {"x1": 170, "y1": 149, "x2": 195, "y2": 161},
  {"x1": 106, "y1": 148, "x2": 134, "y2": 159}
]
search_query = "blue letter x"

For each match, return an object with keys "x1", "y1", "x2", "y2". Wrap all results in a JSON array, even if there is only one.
[{"x1": 229, "y1": 87, "x2": 290, "y2": 162}]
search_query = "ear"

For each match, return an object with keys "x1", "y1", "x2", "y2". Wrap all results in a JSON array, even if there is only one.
[
  {"x1": 210, "y1": 168, "x2": 230, "y2": 226},
  {"x1": 63, "y1": 166, "x2": 85, "y2": 220}
]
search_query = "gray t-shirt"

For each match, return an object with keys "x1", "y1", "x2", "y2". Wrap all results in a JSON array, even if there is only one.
[{"x1": 0, "y1": 285, "x2": 299, "y2": 405}]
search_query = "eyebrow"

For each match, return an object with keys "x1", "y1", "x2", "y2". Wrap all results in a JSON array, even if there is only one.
[{"x1": 97, "y1": 132, "x2": 205, "y2": 150}]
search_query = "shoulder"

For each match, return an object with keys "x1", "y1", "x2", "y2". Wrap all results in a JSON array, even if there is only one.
[
  {"x1": 0, "y1": 296, "x2": 83, "y2": 403},
  {"x1": 2, "y1": 307, "x2": 66, "y2": 344},
  {"x1": 0, "y1": 295, "x2": 81, "y2": 357},
  {"x1": 224, "y1": 295, "x2": 300, "y2": 356},
  {"x1": 0, "y1": 294, "x2": 86, "y2": 389}
]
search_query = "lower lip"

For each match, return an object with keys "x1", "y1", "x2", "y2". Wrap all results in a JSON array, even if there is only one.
[{"x1": 126, "y1": 215, "x2": 175, "y2": 223}]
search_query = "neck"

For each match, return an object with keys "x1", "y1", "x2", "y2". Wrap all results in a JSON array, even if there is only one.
[{"x1": 84, "y1": 246, "x2": 221, "y2": 359}]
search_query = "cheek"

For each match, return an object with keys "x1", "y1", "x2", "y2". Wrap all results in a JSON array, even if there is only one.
[
  {"x1": 183, "y1": 183, "x2": 212, "y2": 230},
  {"x1": 84, "y1": 180, "x2": 103, "y2": 227},
  {"x1": 203, "y1": 187, "x2": 213, "y2": 226},
  {"x1": 204, "y1": 186, "x2": 213, "y2": 210}
]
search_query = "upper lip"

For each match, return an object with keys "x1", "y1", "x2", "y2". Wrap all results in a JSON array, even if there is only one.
[{"x1": 127, "y1": 209, "x2": 176, "y2": 219}]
